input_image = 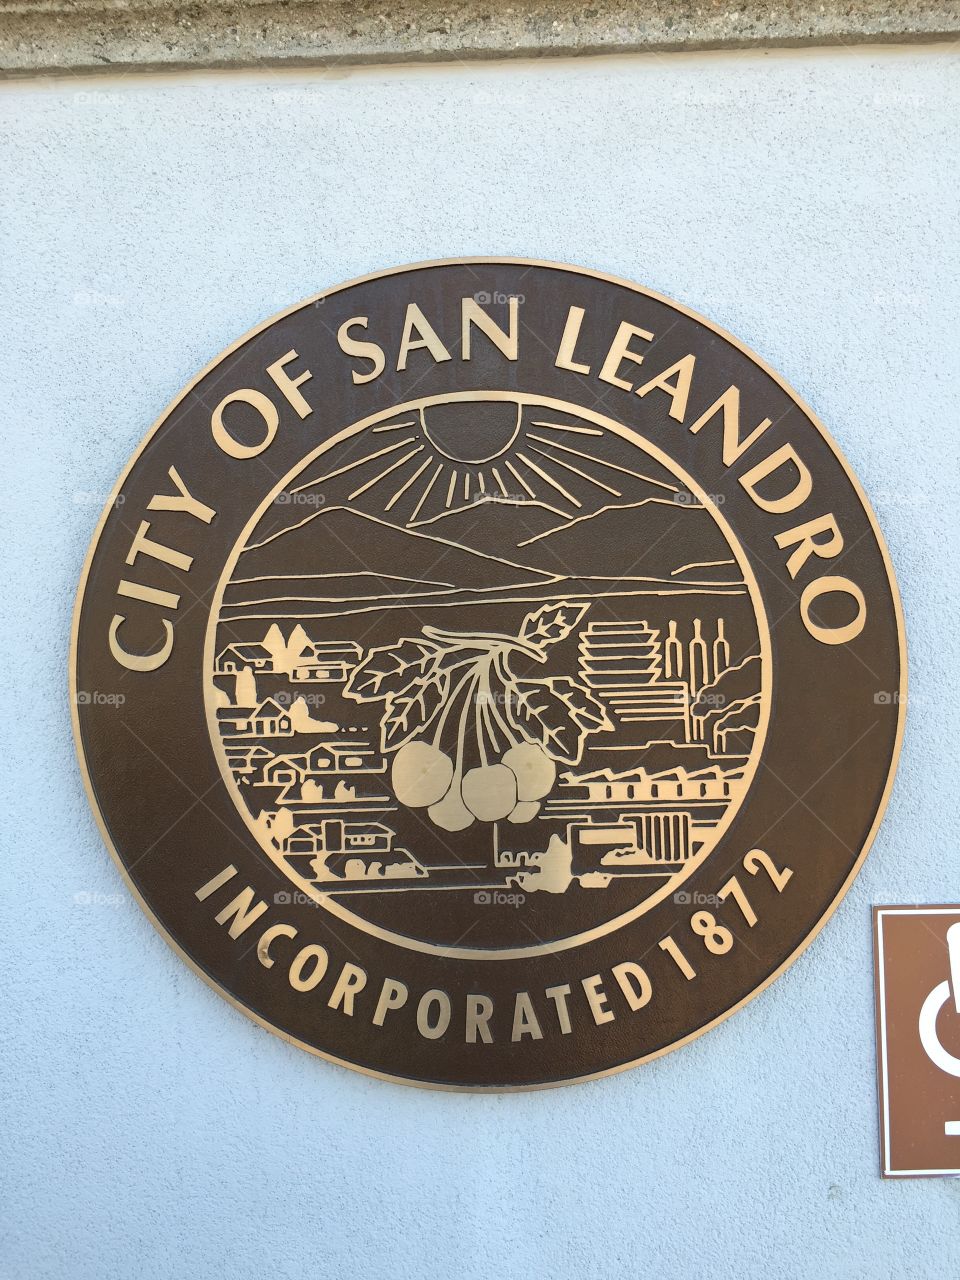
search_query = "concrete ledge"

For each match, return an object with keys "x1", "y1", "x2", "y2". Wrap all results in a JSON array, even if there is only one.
[{"x1": 2, "y1": 0, "x2": 958, "y2": 78}]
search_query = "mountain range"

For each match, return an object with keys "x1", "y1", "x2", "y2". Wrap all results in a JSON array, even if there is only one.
[{"x1": 220, "y1": 499, "x2": 745, "y2": 621}]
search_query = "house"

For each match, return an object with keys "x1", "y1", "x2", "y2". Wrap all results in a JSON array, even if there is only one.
[
  {"x1": 248, "y1": 698, "x2": 293, "y2": 737},
  {"x1": 276, "y1": 818, "x2": 425, "y2": 882},
  {"x1": 254, "y1": 744, "x2": 387, "y2": 794},
  {"x1": 290, "y1": 640, "x2": 363, "y2": 683},
  {"x1": 283, "y1": 819, "x2": 393, "y2": 856},
  {"x1": 567, "y1": 813, "x2": 693, "y2": 874},
  {"x1": 215, "y1": 643, "x2": 274, "y2": 674},
  {"x1": 566, "y1": 764, "x2": 742, "y2": 805},
  {"x1": 216, "y1": 697, "x2": 293, "y2": 739},
  {"x1": 216, "y1": 705, "x2": 256, "y2": 735},
  {"x1": 262, "y1": 753, "x2": 309, "y2": 788},
  {"x1": 224, "y1": 744, "x2": 272, "y2": 780},
  {"x1": 304, "y1": 741, "x2": 386, "y2": 774}
]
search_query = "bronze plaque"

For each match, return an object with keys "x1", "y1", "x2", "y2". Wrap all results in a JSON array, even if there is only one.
[
  {"x1": 72, "y1": 259, "x2": 905, "y2": 1089},
  {"x1": 874, "y1": 906, "x2": 960, "y2": 1177}
]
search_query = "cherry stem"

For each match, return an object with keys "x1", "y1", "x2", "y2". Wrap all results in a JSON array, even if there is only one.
[
  {"x1": 491, "y1": 651, "x2": 524, "y2": 745},
  {"x1": 423, "y1": 626, "x2": 545, "y2": 662},
  {"x1": 453, "y1": 669, "x2": 481, "y2": 784},
  {"x1": 432, "y1": 667, "x2": 479, "y2": 747},
  {"x1": 476, "y1": 656, "x2": 503, "y2": 763}
]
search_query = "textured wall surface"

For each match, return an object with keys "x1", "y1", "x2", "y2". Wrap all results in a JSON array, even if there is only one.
[{"x1": 2, "y1": 44, "x2": 959, "y2": 1280}]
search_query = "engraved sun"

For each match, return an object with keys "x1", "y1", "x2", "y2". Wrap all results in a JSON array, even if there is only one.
[{"x1": 287, "y1": 391, "x2": 675, "y2": 529}]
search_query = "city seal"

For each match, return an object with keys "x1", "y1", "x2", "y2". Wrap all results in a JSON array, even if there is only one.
[{"x1": 71, "y1": 259, "x2": 905, "y2": 1089}]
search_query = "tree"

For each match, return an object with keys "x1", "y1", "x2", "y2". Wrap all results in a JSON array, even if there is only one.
[
  {"x1": 288, "y1": 697, "x2": 337, "y2": 734},
  {"x1": 286, "y1": 624, "x2": 312, "y2": 669},
  {"x1": 235, "y1": 666, "x2": 257, "y2": 708},
  {"x1": 269, "y1": 807, "x2": 295, "y2": 848},
  {"x1": 518, "y1": 833, "x2": 573, "y2": 894},
  {"x1": 262, "y1": 623, "x2": 287, "y2": 670}
]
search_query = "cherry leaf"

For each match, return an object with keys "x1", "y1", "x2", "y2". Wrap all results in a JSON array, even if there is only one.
[
  {"x1": 507, "y1": 679, "x2": 587, "y2": 766},
  {"x1": 520, "y1": 601, "x2": 590, "y2": 650},
  {"x1": 344, "y1": 639, "x2": 438, "y2": 702},
  {"x1": 381, "y1": 677, "x2": 447, "y2": 752},
  {"x1": 548, "y1": 677, "x2": 614, "y2": 733}
]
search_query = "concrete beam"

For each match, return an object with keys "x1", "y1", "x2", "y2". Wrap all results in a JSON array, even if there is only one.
[{"x1": 1, "y1": 0, "x2": 958, "y2": 78}]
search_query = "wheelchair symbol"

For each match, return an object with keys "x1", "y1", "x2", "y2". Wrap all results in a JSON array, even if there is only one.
[{"x1": 918, "y1": 922, "x2": 960, "y2": 1135}]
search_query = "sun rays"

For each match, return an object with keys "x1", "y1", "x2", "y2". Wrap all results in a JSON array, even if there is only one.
[{"x1": 290, "y1": 402, "x2": 681, "y2": 527}]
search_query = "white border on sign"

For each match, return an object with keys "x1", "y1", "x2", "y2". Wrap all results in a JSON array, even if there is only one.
[{"x1": 876, "y1": 906, "x2": 960, "y2": 1178}]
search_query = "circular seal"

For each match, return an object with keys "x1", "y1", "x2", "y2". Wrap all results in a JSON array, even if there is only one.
[{"x1": 71, "y1": 259, "x2": 905, "y2": 1090}]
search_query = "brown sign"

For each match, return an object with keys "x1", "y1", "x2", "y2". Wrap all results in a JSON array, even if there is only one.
[
  {"x1": 71, "y1": 259, "x2": 905, "y2": 1089},
  {"x1": 874, "y1": 906, "x2": 960, "y2": 1176}
]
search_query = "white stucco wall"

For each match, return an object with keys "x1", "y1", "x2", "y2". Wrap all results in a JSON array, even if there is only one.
[{"x1": 2, "y1": 44, "x2": 959, "y2": 1279}]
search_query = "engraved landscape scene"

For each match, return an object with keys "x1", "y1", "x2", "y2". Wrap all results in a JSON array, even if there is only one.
[{"x1": 207, "y1": 395, "x2": 766, "y2": 951}]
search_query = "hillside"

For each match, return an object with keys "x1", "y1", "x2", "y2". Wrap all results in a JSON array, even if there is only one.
[
  {"x1": 231, "y1": 505, "x2": 559, "y2": 605},
  {"x1": 517, "y1": 499, "x2": 743, "y2": 583}
]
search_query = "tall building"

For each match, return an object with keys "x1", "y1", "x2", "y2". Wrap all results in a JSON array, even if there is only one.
[{"x1": 578, "y1": 620, "x2": 691, "y2": 744}]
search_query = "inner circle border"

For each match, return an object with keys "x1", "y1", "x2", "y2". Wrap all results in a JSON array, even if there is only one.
[
  {"x1": 203, "y1": 391, "x2": 772, "y2": 960},
  {"x1": 69, "y1": 257, "x2": 908, "y2": 1091}
]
